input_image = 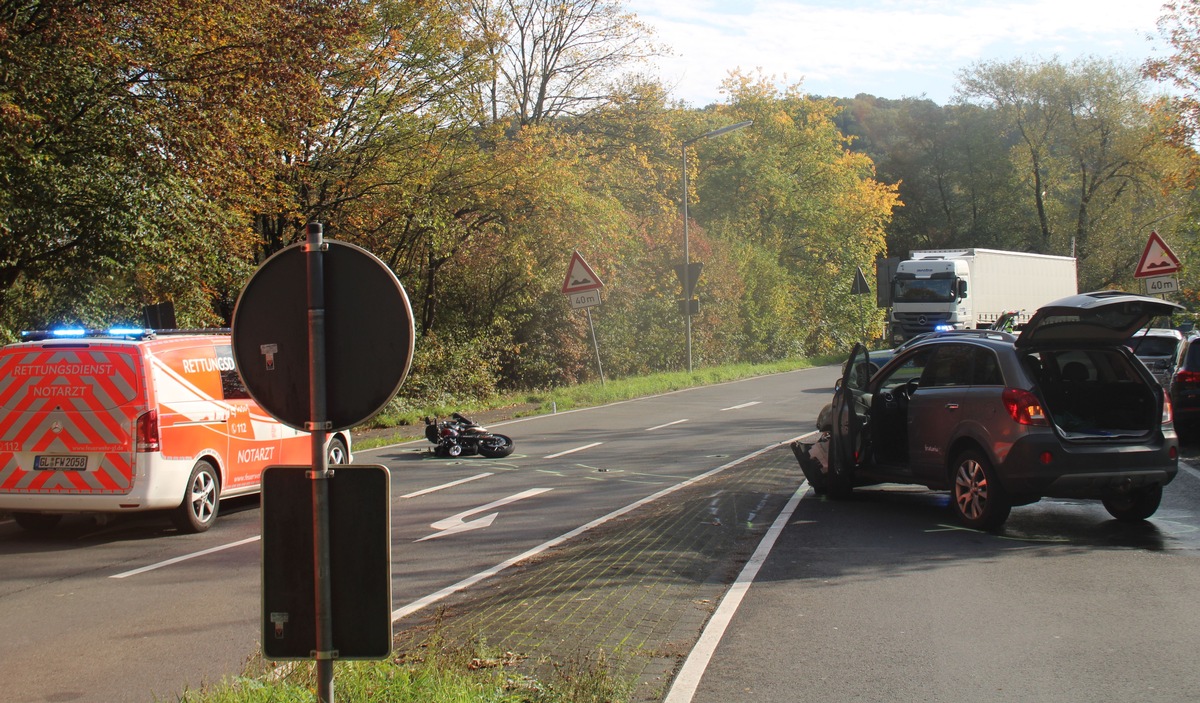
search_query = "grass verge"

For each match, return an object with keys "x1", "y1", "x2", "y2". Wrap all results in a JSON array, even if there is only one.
[{"x1": 176, "y1": 630, "x2": 635, "y2": 703}]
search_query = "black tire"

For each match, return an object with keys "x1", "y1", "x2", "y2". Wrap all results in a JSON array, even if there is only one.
[
  {"x1": 13, "y1": 512, "x2": 63, "y2": 532},
  {"x1": 949, "y1": 449, "x2": 1011, "y2": 531},
  {"x1": 479, "y1": 434, "x2": 515, "y2": 458},
  {"x1": 1103, "y1": 484, "x2": 1162, "y2": 522},
  {"x1": 326, "y1": 437, "x2": 348, "y2": 465},
  {"x1": 172, "y1": 460, "x2": 220, "y2": 533}
]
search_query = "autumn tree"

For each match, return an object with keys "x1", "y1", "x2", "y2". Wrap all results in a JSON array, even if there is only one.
[
  {"x1": 0, "y1": 0, "x2": 369, "y2": 335},
  {"x1": 1147, "y1": 0, "x2": 1200, "y2": 143},
  {"x1": 465, "y1": 0, "x2": 660, "y2": 125},
  {"x1": 837, "y1": 96, "x2": 1026, "y2": 256},
  {"x1": 254, "y1": 0, "x2": 486, "y2": 261},
  {"x1": 684, "y1": 72, "x2": 898, "y2": 359},
  {"x1": 958, "y1": 57, "x2": 1198, "y2": 290}
]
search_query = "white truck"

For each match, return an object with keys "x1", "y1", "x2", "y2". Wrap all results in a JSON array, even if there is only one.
[{"x1": 887, "y1": 248, "x2": 1078, "y2": 344}]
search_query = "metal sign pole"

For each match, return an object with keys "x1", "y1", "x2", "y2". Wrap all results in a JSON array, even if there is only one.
[
  {"x1": 585, "y1": 307, "x2": 604, "y2": 385},
  {"x1": 682, "y1": 145, "x2": 692, "y2": 373},
  {"x1": 305, "y1": 222, "x2": 336, "y2": 702}
]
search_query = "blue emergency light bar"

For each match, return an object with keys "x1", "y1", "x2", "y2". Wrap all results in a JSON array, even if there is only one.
[{"x1": 18, "y1": 327, "x2": 229, "y2": 342}]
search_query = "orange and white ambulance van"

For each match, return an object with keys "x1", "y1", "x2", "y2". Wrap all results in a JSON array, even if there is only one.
[{"x1": 0, "y1": 328, "x2": 352, "y2": 533}]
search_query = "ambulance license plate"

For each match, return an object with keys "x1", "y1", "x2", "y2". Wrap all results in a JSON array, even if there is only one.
[{"x1": 34, "y1": 455, "x2": 87, "y2": 471}]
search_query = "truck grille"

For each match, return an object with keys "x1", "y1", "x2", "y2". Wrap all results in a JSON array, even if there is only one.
[{"x1": 893, "y1": 311, "x2": 952, "y2": 336}]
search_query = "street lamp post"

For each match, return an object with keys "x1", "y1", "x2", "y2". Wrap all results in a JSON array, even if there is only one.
[{"x1": 681, "y1": 120, "x2": 752, "y2": 372}]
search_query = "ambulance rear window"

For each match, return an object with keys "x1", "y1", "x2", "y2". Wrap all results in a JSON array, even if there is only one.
[{"x1": 0, "y1": 347, "x2": 141, "y2": 410}]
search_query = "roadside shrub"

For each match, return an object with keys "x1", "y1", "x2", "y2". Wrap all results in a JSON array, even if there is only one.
[{"x1": 388, "y1": 331, "x2": 504, "y2": 413}]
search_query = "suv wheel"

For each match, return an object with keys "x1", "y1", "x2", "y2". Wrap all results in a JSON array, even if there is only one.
[
  {"x1": 949, "y1": 449, "x2": 1011, "y2": 531},
  {"x1": 1102, "y1": 484, "x2": 1162, "y2": 522}
]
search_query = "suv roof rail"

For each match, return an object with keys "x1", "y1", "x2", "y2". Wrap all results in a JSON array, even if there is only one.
[{"x1": 19, "y1": 327, "x2": 232, "y2": 342}]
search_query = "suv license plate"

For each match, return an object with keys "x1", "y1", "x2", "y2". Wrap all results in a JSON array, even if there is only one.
[{"x1": 34, "y1": 455, "x2": 87, "y2": 471}]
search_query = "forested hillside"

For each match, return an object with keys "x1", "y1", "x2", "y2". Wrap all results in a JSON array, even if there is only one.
[
  {"x1": 835, "y1": 57, "x2": 1199, "y2": 295},
  {"x1": 2, "y1": 0, "x2": 1199, "y2": 407}
]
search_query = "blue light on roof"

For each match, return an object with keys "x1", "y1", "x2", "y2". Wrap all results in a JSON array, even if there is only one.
[
  {"x1": 934, "y1": 324, "x2": 954, "y2": 332},
  {"x1": 51, "y1": 328, "x2": 87, "y2": 337},
  {"x1": 107, "y1": 327, "x2": 146, "y2": 336}
]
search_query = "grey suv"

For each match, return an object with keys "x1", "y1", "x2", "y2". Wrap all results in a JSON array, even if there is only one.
[{"x1": 796, "y1": 291, "x2": 1181, "y2": 530}]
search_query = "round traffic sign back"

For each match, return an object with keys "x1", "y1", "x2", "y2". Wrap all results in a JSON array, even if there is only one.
[{"x1": 231, "y1": 239, "x2": 414, "y2": 431}]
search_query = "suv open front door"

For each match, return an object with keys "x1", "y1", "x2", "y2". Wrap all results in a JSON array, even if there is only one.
[{"x1": 827, "y1": 344, "x2": 872, "y2": 497}]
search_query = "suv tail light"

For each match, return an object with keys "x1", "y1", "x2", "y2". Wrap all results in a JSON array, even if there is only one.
[
  {"x1": 1174, "y1": 369, "x2": 1200, "y2": 390},
  {"x1": 135, "y1": 409, "x2": 160, "y2": 452},
  {"x1": 1003, "y1": 388, "x2": 1048, "y2": 426},
  {"x1": 1163, "y1": 395, "x2": 1174, "y2": 425}
]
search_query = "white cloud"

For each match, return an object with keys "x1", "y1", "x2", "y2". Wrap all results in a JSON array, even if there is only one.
[{"x1": 632, "y1": 0, "x2": 1169, "y2": 105}]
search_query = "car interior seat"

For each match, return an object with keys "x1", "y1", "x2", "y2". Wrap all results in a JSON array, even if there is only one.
[{"x1": 1061, "y1": 361, "x2": 1089, "y2": 382}]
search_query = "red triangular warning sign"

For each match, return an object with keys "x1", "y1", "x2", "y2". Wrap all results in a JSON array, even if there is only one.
[
  {"x1": 1134, "y1": 231, "x2": 1181, "y2": 278},
  {"x1": 562, "y1": 251, "x2": 604, "y2": 294}
]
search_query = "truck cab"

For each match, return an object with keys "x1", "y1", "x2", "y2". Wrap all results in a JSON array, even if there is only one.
[{"x1": 889, "y1": 256, "x2": 971, "y2": 344}]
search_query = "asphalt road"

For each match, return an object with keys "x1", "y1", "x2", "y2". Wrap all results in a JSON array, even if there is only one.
[
  {"x1": 0, "y1": 365, "x2": 838, "y2": 703},
  {"x1": 678, "y1": 444, "x2": 1200, "y2": 702},
  {"x1": 5, "y1": 363, "x2": 1199, "y2": 703}
]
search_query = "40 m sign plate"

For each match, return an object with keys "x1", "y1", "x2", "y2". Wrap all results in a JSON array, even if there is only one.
[
  {"x1": 1144, "y1": 275, "x2": 1179, "y2": 295},
  {"x1": 569, "y1": 289, "x2": 602, "y2": 309}
]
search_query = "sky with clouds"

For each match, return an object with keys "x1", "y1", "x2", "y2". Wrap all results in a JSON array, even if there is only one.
[{"x1": 629, "y1": 0, "x2": 1172, "y2": 106}]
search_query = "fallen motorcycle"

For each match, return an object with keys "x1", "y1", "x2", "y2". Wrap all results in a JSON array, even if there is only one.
[{"x1": 424, "y1": 413, "x2": 515, "y2": 458}]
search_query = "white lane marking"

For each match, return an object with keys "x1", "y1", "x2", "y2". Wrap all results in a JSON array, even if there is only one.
[
  {"x1": 1179, "y1": 460, "x2": 1200, "y2": 482},
  {"x1": 391, "y1": 438, "x2": 802, "y2": 623},
  {"x1": 663, "y1": 481, "x2": 810, "y2": 703},
  {"x1": 415, "y1": 488, "x2": 553, "y2": 542},
  {"x1": 544, "y1": 442, "x2": 602, "y2": 459},
  {"x1": 110, "y1": 535, "x2": 261, "y2": 579},
  {"x1": 720, "y1": 401, "x2": 761, "y2": 411},
  {"x1": 401, "y1": 473, "x2": 493, "y2": 499},
  {"x1": 647, "y1": 419, "x2": 688, "y2": 431}
]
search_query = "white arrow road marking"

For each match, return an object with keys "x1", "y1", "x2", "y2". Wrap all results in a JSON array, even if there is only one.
[
  {"x1": 416, "y1": 487, "x2": 553, "y2": 542},
  {"x1": 720, "y1": 401, "x2": 761, "y2": 411},
  {"x1": 545, "y1": 442, "x2": 602, "y2": 459},
  {"x1": 646, "y1": 419, "x2": 688, "y2": 431}
]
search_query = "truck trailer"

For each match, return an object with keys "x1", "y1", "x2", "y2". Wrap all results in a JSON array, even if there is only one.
[{"x1": 887, "y1": 248, "x2": 1078, "y2": 344}]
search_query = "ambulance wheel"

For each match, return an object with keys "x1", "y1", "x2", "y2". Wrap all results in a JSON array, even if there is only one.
[
  {"x1": 13, "y1": 512, "x2": 63, "y2": 532},
  {"x1": 327, "y1": 437, "x2": 348, "y2": 465},
  {"x1": 173, "y1": 460, "x2": 220, "y2": 533}
]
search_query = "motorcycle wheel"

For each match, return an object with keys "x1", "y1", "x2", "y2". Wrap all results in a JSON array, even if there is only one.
[
  {"x1": 479, "y1": 434, "x2": 515, "y2": 458},
  {"x1": 447, "y1": 443, "x2": 463, "y2": 457}
]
